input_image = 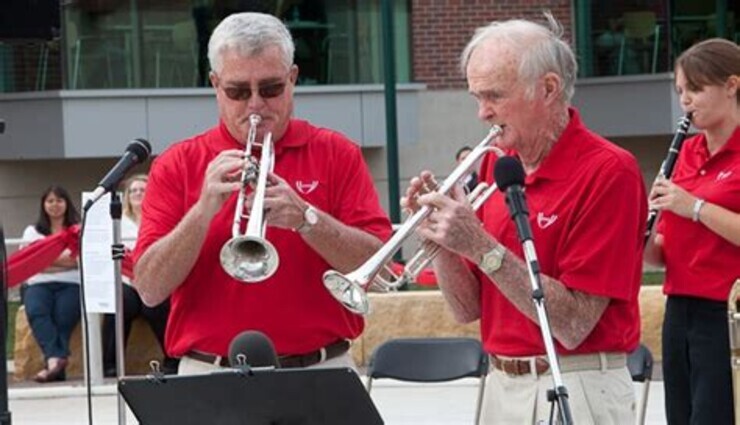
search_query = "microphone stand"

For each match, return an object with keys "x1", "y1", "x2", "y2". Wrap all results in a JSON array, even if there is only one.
[
  {"x1": 108, "y1": 193, "x2": 127, "y2": 425},
  {"x1": 0, "y1": 226, "x2": 12, "y2": 425},
  {"x1": 520, "y1": 237, "x2": 573, "y2": 425}
]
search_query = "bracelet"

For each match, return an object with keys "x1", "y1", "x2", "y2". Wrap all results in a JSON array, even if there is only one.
[{"x1": 692, "y1": 198, "x2": 705, "y2": 222}]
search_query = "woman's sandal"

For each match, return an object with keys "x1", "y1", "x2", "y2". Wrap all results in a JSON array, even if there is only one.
[{"x1": 33, "y1": 358, "x2": 68, "y2": 383}]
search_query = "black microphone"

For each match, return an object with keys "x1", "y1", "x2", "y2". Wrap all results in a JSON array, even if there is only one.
[
  {"x1": 228, "y1": 330, "x2": 280, "y2": 369},
  {"x1": 494, "y1": 156, "x2": 543, "y2": 278},
  {"x1": 83, "y1": 139, "x2": 152, "y2": 211},
  {"x1": 494, "y1": 156, "x2": 532, "y2": 241},
  {"x1": 494, "y1": 156, "x2": 574, "y2": 424}
]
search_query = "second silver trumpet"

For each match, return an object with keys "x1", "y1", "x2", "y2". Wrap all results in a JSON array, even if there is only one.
[
  {"x1": 323, "y1": 125, "x2": 504, "y2": 314},
  {"x1": 220, "y1": 114, "x2": 279, "y2": 283}
]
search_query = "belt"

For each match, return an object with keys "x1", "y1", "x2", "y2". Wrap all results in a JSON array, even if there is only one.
[
  {"x1": 492, "y1": 355, "x2": 550, "y2": 376},
  {"x1": 491, "y1": 352, "x2": 627, "y2": 377},
  {"x1": 279, "y1": 339, "x2": 351, "y2": 368},
  {"x1": 187, "y1": 339, "x2": 351, "y2": 369}
]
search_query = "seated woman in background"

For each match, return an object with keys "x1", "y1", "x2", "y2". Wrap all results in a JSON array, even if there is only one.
[
  {"x1": 22, "y1": 185, "x2": 81, "y2": 383},
  {"x1": 102, "y1": 174, "x2": 178, "y2": 377}
]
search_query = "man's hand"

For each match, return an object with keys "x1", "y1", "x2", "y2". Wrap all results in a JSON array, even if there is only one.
[
  {"x1": 245, "y1": 173, "x2": 308, "y2": 231},
  {"x1": 401, "y1": 170, "x2": 487, "y2": 262},
  {"x1": 197, "y1": 149, "x2": 245, "y2": 219}
]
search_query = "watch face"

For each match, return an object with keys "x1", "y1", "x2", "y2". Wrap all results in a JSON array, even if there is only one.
[
  {"x1": 305, "y1": 207, "x2": 319, "y2": 225},
  {"x1": 481, "y1": 248, "x2": 503, "y2": 273}
]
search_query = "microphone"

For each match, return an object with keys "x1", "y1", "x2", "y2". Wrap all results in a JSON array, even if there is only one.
[
  {"x1": 494, "y1": 155, "x2": 542, "y2": 278},
  {"x1": 494, "y1": 156, "x2": 532, "y2": 242},
  {"x1": 228, "y1": 330, "x2": 280, "y2": 369},
  {"x1": 494, "y1": 156, "x2": 574, "y2": 424},
  {"x1": 83, "y1": 139, "x2": 152, "y2": 211}
]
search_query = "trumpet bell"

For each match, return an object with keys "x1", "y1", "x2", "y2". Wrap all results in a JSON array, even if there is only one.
[
  {"x1": 220, "y1": 236, "x2": 279, "y2": 282},
  {"x1": 323, "y1": 270, "x2": 370, "y2": 315}
]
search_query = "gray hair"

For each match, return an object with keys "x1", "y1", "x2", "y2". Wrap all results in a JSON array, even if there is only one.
[
  {"x1": 460, "y1": 13, "x2": 577, "y2": 103},
  {"x1": 208, "y1": 12, "x2": 295, "y2": 74}
]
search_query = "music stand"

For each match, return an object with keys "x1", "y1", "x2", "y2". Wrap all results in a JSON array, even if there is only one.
[{"x1": 119, "y1": 367, "x2": 384, "y2": 425}]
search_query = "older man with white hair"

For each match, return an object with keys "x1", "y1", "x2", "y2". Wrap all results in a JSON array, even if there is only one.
[{"x1": 403, "y1": 14, "x2": 647, "y2": 423}]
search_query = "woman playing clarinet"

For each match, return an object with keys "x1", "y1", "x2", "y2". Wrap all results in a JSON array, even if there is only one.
[{"x1": 645, "y1": 38, "x2": 740, "y2": 424}]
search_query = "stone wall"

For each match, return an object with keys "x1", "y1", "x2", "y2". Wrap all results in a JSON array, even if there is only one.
[
  {"x1": 14, "y1": 286, "x2": 667, "y2": 380},
  {"x1": 351, "y1": 286, "x2": 666, "y2": 365},
  {"x1": 350, "y1": 291, "x2": 480, "y2": 366}
]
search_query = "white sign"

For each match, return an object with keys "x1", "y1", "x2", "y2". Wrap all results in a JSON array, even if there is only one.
[{"x1": 80, "y1": 192, "x2": 116, "y2": 313}]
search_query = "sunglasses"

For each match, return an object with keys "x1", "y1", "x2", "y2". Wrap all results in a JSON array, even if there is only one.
[{"x1": 222, "y1": 82, "x2": 287, "y2": 101}]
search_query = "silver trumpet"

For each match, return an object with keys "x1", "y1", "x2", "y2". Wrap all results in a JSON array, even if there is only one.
[
  {"x1": 220, "y1": 114, "x2": 279, "y2": 283},
  {"x1": 323, "y1": 125, "x2": 504, "y2": 315}
]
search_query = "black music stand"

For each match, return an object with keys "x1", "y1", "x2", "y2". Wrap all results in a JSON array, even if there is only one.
[{"x1": 119, "y1": 367, "x2": 384, "y2": 425}]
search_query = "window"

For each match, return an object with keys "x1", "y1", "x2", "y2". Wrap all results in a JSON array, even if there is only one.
[
  {"x1": 575, "y1": 0, "x2": 738, "y2": 78},
  {"x1": 0, "y1": 0, "x2": 411, "y2": 92}
]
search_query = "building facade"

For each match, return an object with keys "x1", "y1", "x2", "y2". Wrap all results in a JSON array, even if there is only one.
[{"x1": 1, "y1": 0, "x2": 738, "y2": 241}]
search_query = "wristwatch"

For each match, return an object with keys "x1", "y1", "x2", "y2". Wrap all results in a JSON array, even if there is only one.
[
  {"x1": 478, "y1": 244, "x2": 506, "y2": 275},
  {"x1": 296, "y1": 204, "x2": 319, "y2": 234}
]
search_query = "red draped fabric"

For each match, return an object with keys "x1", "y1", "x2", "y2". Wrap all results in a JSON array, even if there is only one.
[{"x1": 6, "y1": 225, "x2": 135, "y2": 287}]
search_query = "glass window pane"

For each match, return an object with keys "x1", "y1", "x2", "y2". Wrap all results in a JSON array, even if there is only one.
[
  {"x1": 577, "y1": 0, "x2": 737, "y2": 78},
  {"x1": 0, "y1": 0, "x2": 61, "y2": 92},
  {"x1": 52, "y1": 0, "x2": 411, "y2": 90},
  {"x1": 576, "y1": 0, "x2": 669, "y2": 78}
]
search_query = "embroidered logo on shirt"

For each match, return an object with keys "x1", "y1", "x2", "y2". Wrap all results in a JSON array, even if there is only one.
[
  {"x1": 296, "y1": 180, "x2": 319, "y2": 194},
  {"x1": 717, "y1": 170, "x2": 733, "y2": 181},
  {"x1": 537, "y1": 212, "x2": 558, "y2": 229}
]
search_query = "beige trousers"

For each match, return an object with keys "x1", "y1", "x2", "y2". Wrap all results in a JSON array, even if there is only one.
[{"x1": 481, "y1": 353, "x2": 635, "y2": 425}]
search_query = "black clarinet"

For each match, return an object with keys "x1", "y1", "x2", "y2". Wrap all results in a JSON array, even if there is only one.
[{"x1": 644, "y1": 112, "x2": 693, "y2": 245}]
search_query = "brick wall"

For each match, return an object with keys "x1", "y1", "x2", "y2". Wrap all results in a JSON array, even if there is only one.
[{"x1": 412, "y1": 0, "x2": 573, "y2": 89}]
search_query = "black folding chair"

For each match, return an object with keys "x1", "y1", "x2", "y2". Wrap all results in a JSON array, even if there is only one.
[
  {"x1": 627, "y1": 343, "x2": 654, "y2": 425},
  {"x1": 366, "y1": 337, "x2": 489, "y2": 424}
]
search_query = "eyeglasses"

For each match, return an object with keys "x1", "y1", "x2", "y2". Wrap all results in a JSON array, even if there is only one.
[
  {"x1": 217, "y1": 71, "x2": 292, "y2": 101},
  {"x1": 222, "y1": 82, "x2": 287, "y2": 101}
]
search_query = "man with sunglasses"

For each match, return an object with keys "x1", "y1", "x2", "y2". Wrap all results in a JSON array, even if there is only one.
[{"x1": 132, "y1": 12, "x2": 392, "y2": 374}]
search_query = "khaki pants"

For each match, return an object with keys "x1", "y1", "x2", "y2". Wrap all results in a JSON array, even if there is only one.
[
  {"x1": 481, "y1": 353, "x2": 635, "y2": 425},
  {"x1": 177, "y1": 351, "x2": 357, "y2": 375}
]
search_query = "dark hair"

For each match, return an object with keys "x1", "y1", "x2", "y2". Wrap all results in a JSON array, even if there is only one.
[
  {"x1": 676, "y1": 38, "x2": 740, "y2": 103},
  {"x1": 34, "y1": 185, "x2": 80, "y2": 235},
  {"x1": 455, "y1": 145, "x2": 473, "y2": 161}
]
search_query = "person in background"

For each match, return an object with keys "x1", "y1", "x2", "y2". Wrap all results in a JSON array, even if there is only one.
[
  {"x1": 102, "y1": 174, "x2": 178, "y2": 377},
  {"x1": 402, "y1": 14, "x2": 646, "y2": 423},
  {"x1": 644, "y1": 38, "x2": 740, "y2": 425},
  {"x1": 22, "y1": 185, "x2": 81, "y2": 383},
  {"x1": 455, "y1": 145, "x2": 479, "y2": 193},
  {"x1": 133, "y1": 12, "x2": 391, "y2": 374}
]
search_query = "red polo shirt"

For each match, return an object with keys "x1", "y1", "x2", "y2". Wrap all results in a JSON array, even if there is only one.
[
  {"x1": 134, "y1": 119, "x2": 392, "y2": 357},
  {"x1": 475, "y1": 108, "x2": 647, "y2": 356},
  {"x1": 658, "y1": 126, "x2": 740, "y2": 301}
]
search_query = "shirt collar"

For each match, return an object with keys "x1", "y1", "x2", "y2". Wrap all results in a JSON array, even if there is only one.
[
  {"x1": 712, "y1": 125, "x2": 740, "y2": 153},
  {"x1": 689, "y1": 125, "x2": 740, "y2": 159},
  {"x1": 215, "y1": 119, "x2": 310, "y2": 155},
  {"x1": 521, "y1": 107, "x2": 583, "y2": 184}
]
